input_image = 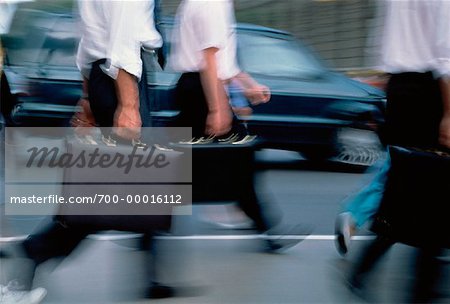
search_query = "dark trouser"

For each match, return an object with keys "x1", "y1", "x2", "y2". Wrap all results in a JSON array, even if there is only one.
[
  {"x1": 174, "y1": 72, "x2": 244, "y2": 138},
  {"x1": 174, "y1": 73, "x2": 210, "y2": 138},
  {"x1": 237, "y1": 180, "x2": 272, "y2": 232},
  {"x1": 23, "y1": 221, "x2": 92, "y2": 266},
  {"x1": 20, "y1": 60, "x2": 159, "y2": 289},
  {"x1": 1, "y1": 72, "x2": 15, "y2": 126},
  {"x1": 88, "y1": 59, "x2": 152, "y2": 136},
  {"x1": 21, "y1": 221, "x2": 158, "y2": 290},
  {"x1": 352, "y1": 236, "x2": 444, "y2": 303},
  {"x1": 18, "y1": 221, "x2": 93, "y2": 289},
  {"x1": 175, "y1": 72, "x2": 276, "y2": 232},
  {"x1": 412, "y1": 246, "x2": 445, "y2": 303},
  {"x1": 384, "y1": 72, "x2": 442, "y2": 148},
  {"x1": 354, "y1": 72, "x2": 445, "y2": 302},
  {"x1": 351, "y1": 235, "x2": 394, "y2": 287}
]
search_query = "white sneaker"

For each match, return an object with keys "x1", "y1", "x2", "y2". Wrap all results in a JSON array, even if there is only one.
[
  {"x1": 0, "y1": 283, "x2": 47, "y2": 304},
  {"x1": 335, "y1": 212, "x2": 355, "y2": 256}
]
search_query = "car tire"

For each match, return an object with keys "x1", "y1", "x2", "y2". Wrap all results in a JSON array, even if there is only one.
[
  {"x1": 301, "y1": 128, "x2": 383, "y2": 168},
  {"x1": 329, "y1": 127, "x2": 383, "y2": 168}
]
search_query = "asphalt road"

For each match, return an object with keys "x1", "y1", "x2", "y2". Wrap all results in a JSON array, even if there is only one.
[
  {"x1": 1, "y1": 143, "x2": 449, "y2": 303},
  {"x1": 1, "y1": 147, "x2": 371, "y2": 236}
]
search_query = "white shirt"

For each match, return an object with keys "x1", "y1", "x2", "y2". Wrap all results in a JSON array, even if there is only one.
[
  {"x1": 76, "y1": 0, "x2": 162, "y2": 81},
  {"x1": 380, "y1": 0, "x2": 450, "y2": 78},
  {"x1": 170, "y1": 0, "x2": 241, "y2": 81}
]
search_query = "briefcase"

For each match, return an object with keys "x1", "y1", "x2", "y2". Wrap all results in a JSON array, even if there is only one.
[
  {"x1": 371, "y1": 146, "x2": 450, "y2": 248},
  {"x1": 171, "y1": 138, "x2": 258, "y2": 203},
  {"x1": 58, "y1": 134, "x2": 191, "y2": 233}
]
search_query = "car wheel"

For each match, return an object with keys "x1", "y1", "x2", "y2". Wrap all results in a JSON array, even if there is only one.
[{"x1": 329, "y1": 127, "x2": 383, "y2": 167}]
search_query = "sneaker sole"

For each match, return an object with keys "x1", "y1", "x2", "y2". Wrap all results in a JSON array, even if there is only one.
[{"x1": 335, "y1": 233, "x2": 348, "y2": 256}]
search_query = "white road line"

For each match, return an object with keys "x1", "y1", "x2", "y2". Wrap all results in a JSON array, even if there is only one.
[
  {"x1": 0, "y1": 234, "x2": 376, "y2": 242},
  {"x1": 0, "y1": 236, "x2": 28, "y2": 242}
]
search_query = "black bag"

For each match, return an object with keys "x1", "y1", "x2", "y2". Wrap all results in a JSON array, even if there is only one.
[
  {"x1": 172, "y1": 139, "x2": 257, "y2": 203},
  {"x1": 371, "y1": 146, "x2": 450, "y2": 248},
  {"x1": 58, "y1": 136, "x2": 189, "y2": 233}
]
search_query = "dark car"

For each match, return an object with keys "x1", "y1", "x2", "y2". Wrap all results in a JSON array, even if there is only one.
[{"x1": 1, "y1": 9, "x2": 385, "y2": 167}]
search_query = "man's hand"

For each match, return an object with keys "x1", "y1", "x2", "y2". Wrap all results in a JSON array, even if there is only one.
[
  {"x1": 439, "y1": 115, "x2": 450, "y2": 149},
  {"x1": 440, "y1": 78, "x2": 450, "y2": 149},
  {"x1": 205, "y1": 108, "x2": 232, "y2": 136},
  {"x1": 71, "y1": 97, "x2": 97, "y2": 136},
  {"x1": 71, "y1": 78, "x2": 96, "y2": 136},
  {"x1": 113, "y1": 104, "x2": 141, "y2": 140},
  {"x1": 233, "y1": 72, "x2": 271, "y2": 105},
  {"x1": 244, "y1": 84, "x2": 271, "y2": 105},
  {"x1": 71, "y1": 98, "x2": 96, "y2": 128}
]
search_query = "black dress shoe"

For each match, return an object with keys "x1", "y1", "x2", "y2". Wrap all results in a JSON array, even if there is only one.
[
  {"x1": 263, "y1": 223, "x2": 313, "y2": 253},
  {"x1": 145, "y1": 283, "x2": 175, "y2": 299}
]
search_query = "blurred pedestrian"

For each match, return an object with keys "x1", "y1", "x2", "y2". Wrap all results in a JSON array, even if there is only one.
[
  {"x1": 76, "y1": 0, "x2": 162, "y2": 142},
  {"x1": 170, "y1": 0, "x2": 311, "y2": 251},
  {"x1": 346, "y1": 1, "x2": 450, "y2": 302},
  {"x1": 335, "y1": 0, "x2": 450, "y2": 257},
  {"x1": 71, "y1": 0, "x2": 166, "y2": 139},
  {"x1": 1, "y1": 0, "x2": 175, "y2": 302},
  {"x1": 170, "y1": 0, "x2": 270, "y2": 139},
  {"x1": 1, "y1": 1, "x2": 48, "y2": 303}
]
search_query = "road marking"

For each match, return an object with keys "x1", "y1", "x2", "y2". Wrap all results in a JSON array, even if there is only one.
[
  {"x1": 159, "y1": 235, "x2": 375, "y2": 241},
  {"x1": 0, "y1": 236, "x2": 28, "y2": 242},
  {"x1": 0, "y1": 234, "x2": 376, "y2": 242}
]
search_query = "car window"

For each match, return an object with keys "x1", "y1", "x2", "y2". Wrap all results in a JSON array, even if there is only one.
[
  {"x1": 4, "y1": 11, "x2": 78, "y2": 68},
  {"x1": 38, "y1": 17, "x2": 79, "y2": 67},
  {"x1": 237, "y1": 32, "x2": 325, "y2": 79},
  {"x1": 143, "y1": 50, "x2": 180, "y2": 87}
]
